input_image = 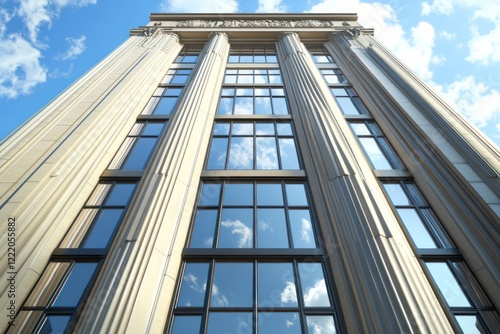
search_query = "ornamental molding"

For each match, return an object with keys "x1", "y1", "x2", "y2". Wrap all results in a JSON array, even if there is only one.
[{"x1": 175, "y1": 19, "x2": 335, "y2": 28}]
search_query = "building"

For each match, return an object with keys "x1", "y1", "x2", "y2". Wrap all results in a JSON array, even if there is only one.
[{"x1": 1, "y1": 13, "x2": 499, "y2": 333}]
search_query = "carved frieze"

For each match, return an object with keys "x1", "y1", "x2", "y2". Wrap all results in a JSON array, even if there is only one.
[{"x1": 175, "y1": 19, "x2": 335, "y2": 28}]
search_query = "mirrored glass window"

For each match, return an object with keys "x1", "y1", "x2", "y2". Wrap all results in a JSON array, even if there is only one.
[
  {"x1": 217, "y1": 87, "x2": 288, "y2": 115},
  {"x1": 189, "y1": 181, "x2": 317, "y2": 249},
  {"x1": 206, "y1": 121, "x2": 300, "y2": 170},
  {"x1": 228, "y1": 45, "x2": 277, "y2": 63}
]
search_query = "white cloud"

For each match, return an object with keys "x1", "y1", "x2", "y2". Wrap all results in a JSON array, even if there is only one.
[
  {"x1": 280, "y1": 281, "x2": 298, "y2": 305},
  {"x1": 439, "y1": 31, "x2": 456, "y2": 40},
  {"x1": 18, "y1": 0, "x2": 96, "y2": 44},
  {"x1": 434, "y1": 76, "x2": 500, "y2": 130},
  {"x1": 0, "y1": 33, "x2": 46, "y2": 98},
  {"x1": 256, "y1": 0, "x2": 286, "y2": 13},
  {"x1": 221, "y1": 219, "x2": 253, "y2": 248},
  {"x1": 308, "y1": 0, "x2": 437, "y2": 81},
  {"x1": 300, "y1": 218, "x2": 312, "y2": 244},
  {"x1": 303, "y1": 279, "x2": 330, "y2": 307},
  {"x1": 421, "y1": 0, "x2": 454, "y2": 16},
  {"x1": 466, "y1": 25, "x2": 500, "y2": 65},
  {"x1": 420, "y1": 1, "x2": 500, "y2": 65},
  {"x1": 160, "y1": 0, "x2": 238, "y2": 13},
  {"x1": 59, "y1": 35, "x2": 86, "y2": 60}
]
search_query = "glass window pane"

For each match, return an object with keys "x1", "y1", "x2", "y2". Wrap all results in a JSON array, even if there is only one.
[
  {"x1": 238, "y1": 75, "x2": 253, "y2": 84},
  {"x1": 236, "y1": 88, "x2": 252, "y2": 96},
  {"x1": 214, "y1": 123, "x2": 230, "y2": 136},
  {"x1": 336, "y1": 97, "x2": 360, "y2": 115},
  {"x1": 324, "y1": 74, "x2": 340, "y2": 84},
  {"x1": 121, "y1": 137, "x2": 157, "y2": 170},
  {"x1": 255, "y1": 88, "x2": 269, "y2": 96},
  {"x1": 83, "y1": 208, "x2": 123, "y2": 248},
  {"x1": 177, "y1": 263, "x2": 209, "y2": 307},
  {"x1": 258, "y1": 209, "x2": 288, "y2": 248},
  {"x1": 234, "y1": 97, "x2": 254, "y2": 114},
  {"x1": 228, "y1": 137, "x2": 253, "y2": 169},
  {"x1": 39, "y1": 316, "x2": 71, "y2": 334},
  {"x1": 256, "y1": 123, "x2": 274, "y2": 135},
  {"x1": 199, "y1": 183, "x2": 221, "y2": 206},
  {"x1": 298, "y1": 262, "x2": 331, "y2": 307},
  {"x1": 52, "y1": 262, "x2": 98, "y2": 307},
  {"x1": 190, "y1": 209, "x2": 218, "y2": 248},
  {"x1": 269, "y1": 75, "x2": 282, "y2": 84},
  {"x1": 224, "y1": 183, "x2": 253, "y2": 206},
  {"x1": 350, "y1": 123, "x2": 371, "y2": 136},
  {"x1": 171, "y1": 315, "x2": 202, "y2": 334},
  {"x1": 397, "y1": 208, "x2": 437, "y2": 248},
  {"x1": 228, "y1": 55, "x2": 239, "y2": 63},
  {"x1": 286, "y1": 184, "x2": 308, "y2": 206},
  {"x1": 207, "y1": 138, "x2": 228, "y2": 170},
  {"x1": 272, "y1": 88, "x2": 285, "y2": 96},
  {"x1": 383, "y1": 184, "x2": 410, "y2": 206},
  {"x1": 164, "y1": 88, "x2": 182, "y2": 97},
  {"x1": 240, "y1": 55, "x2": 253, "y2": 62},
  {"x1": 267, "y1": 55, "x2": 277, "y2": 62},
  {"x1": 455, "y1": 315, "x2": 482, "y2": 334},
  {"x1": 210, "y1": 263, "x2": 253, "y2": 306},
  {"x1": 331, "y1": 88, "x2": 347, "y2": 96},
  {"x1": 358, "y1": 137, "x2": 392, "y2": 169},
  {"x1": 154, "y1": 97, "x2": 177, "y2": 115},
  {"x1": 272, "y1": 97, "x2": 288, "y2": 115},
  {"x1": 221, "y1": 88, "x2": 235, "y2": 96},
  {"x1": 25, "y1": 262, "x2": 70, "y2": 306},
  {"x1": 255, "y1": 74, "x2": 268, "y2": 84},
  {"x1": 277, "y1": 123, "x2": 293, "y2": 136},
  {"x1": 141, "y1": 123, "x2": 164, "y2": 136},
  {"x1": 258, "y1": 263, "x2": 297, "y2": 307},
  {"x1": 258, "y1": 312, "x2": 301, "y2": 333},
  {"x1": 255, "y1": 97, "x2": 273, "y2": 114},
  {"x1": 224, "y1": 75, "x2": 236, "y2": 84},
  {"x1": 289, "y1": 210, "x2": 316, "y2": 248},
  {"x1": 279, "y1": 138, "x2": 300, "y2": 170},
  {"x1": 232, "y1": 123, "x2": 253, "y2": 135},
  {"x1": 257, "y1": 138, "x2": 279, "y2": 170},
  {"x1": 257, "y1": 183, "x2": 283, "y2": 206},
  {"x1": 106, "y1": 184, "x2": 136, "y2": 206},
  {"x1": 207, "y1": 312, "x2": 252, "y2": 333},
  {"x1": 307, "y1": 315, "x2": 337, "y2": 334},
  {"x1": 425, "y1": 262, "x2": 471, "y2": 307},
  {"x1": 219, "y1": 209, "x2": 253, "y2": 248},
  {"x1": 254, "y1": 55, "x2": 266, "y2": 63},
  {"x1": 217, "y1": 97, "x2": 234, "y2": 115},
  {"x1": 171, "y1": 75, "x2": 189, "y2": 84}
]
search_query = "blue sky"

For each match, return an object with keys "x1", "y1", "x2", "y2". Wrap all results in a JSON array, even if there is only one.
[{"x1": 1, "y1": 0, "x2": 499, "y2": 145}]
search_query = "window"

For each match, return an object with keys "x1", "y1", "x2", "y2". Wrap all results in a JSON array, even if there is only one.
[
  {"x1": 59, "y1": 182, "x2": 137, "y2": 249},
  {"x1": 349, "y1": 121, "x2": 404, "y2": 170},
  {"x1": 142, "y1": 69, "x2": 193, "y2": 116},
  {"x1": 330, "y1": 87, "x2": 368, "y2": 115},
  {"x1": 9, "y1": 181, "x2": 138, "y2": 333},
  {"x1": 383, "y1": 181, "x2": 499, "y2": 333},
  {"x1": 224, "y1": 69, "x2": 282, "y2": 84},
  {"x1": 206, "y1": 121, "x2": 300, "y2": 170},
  {"x1": 217, "y1": 87, "x2": 288, "y2": 115},
  {"x1": 189, "y1": 181, "x2": 316, "y2": 248},
  {"x1": 174, "y1": 45, "x2": 202, "y2": 63},
  {"x1": 169, "y1": 181, "x2": 339, "y2": 333},
  {"x1": 108, "y1": 121, "x2": 167, "y2": 170},
  {"x1": 308, "y1": 46, "x2": 335, "y2": 64},
  {"x1": 228, "y1": 45, "x2": 277, "y2": 63}
]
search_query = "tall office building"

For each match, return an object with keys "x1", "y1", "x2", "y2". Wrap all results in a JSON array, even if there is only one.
[{"x1": 1, "y1": 13, "x2": 498, "y2": 333}]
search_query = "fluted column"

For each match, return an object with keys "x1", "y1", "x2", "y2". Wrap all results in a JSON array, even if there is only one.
[
  {"x1": 0, "y1": 31, "x2": 181, "y2": 334},
  {"x1": 76, "y1": 32, "x2": 229, "y2": 334},
  {"x1": 277, "y1": 32, "x2": 453, "y2": 333}
]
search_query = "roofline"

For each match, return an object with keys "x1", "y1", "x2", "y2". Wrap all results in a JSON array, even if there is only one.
[{"x1": 150, "y1": 13, "x2": 359, "y2": 22}]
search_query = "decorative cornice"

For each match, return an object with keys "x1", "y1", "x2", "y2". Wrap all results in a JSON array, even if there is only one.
[{"x1": 175, "y1": 19, "x2": 335, "y2": 28}]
